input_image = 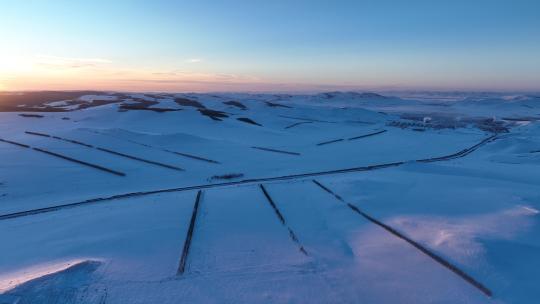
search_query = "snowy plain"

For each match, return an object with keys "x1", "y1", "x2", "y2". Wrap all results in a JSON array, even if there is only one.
[{"x1": 0, "y1": 91, "x2": 539, "y2": 303}]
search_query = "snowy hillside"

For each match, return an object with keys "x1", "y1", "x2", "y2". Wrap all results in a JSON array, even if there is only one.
[{"x1": 0, "y1": 91, "x2": 538, "y2": 303}]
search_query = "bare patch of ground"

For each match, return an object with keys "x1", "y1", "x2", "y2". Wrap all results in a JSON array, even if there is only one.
[
  {"x1": 237, "y1": 117, "x2": 262, "y2": 126},
  {"x1": 223, "y1": 101, "x2": 247, "y2": 110},
  {"x1": 198, "y1": 109, "x2": 229, "y2": 121},
  {"x1": 175, "y1": 98, "x2": 206, "y2": 109},
  {"x1": 265, "y1": 101, "x2": 292, "y2": 108}
]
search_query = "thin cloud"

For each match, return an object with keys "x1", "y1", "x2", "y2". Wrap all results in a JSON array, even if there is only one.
[
  {"x1": 35, "y1": 55, "x2": 112, "y2": 69},
  {"x1": 186, "y1": 58, "x2": 203, "y2": 63}
]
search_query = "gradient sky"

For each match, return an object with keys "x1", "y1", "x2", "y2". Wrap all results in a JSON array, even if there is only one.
[{"x1": 1, "y1": 0, "x2": 539, "y2": 92}]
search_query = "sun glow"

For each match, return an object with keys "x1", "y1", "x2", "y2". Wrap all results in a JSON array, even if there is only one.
[{"x1": 0, "y1": 52, "x2": 267, "y2": 92}]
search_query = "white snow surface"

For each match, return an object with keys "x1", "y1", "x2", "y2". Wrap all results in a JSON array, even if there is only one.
[{"x1": 0, "y1": 92, "x2": 538, "y2": 303}]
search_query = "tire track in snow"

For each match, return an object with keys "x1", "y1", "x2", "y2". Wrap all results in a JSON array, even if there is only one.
[
  {"x1": 259, "y1": 184, "x2": 308, "y2": 255},
  {"x1": 311, "y1": 179, "x2": 493, "y2": 297},
  {"x1": 416, "y1": 135, "x2": 497, "y2": 163},
  {"x1": 0, "y1": 135, "x2": 497, "y2": 221},
  {"x1": 177, "y1": 190, "x2": 202, "y2": 275}
]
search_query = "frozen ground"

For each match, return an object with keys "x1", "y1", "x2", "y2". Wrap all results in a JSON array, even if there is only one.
[{"x1": 0, "y1": 91, "x2": 538, "y2": 303}]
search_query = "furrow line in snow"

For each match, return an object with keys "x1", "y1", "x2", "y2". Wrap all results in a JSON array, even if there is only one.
[
  {"x1": 84, "y1": 129, "x2": 220, "y2": 164},
  {"x1": 278, "y1": 115, "x2": 336, "y2": 123},
  {"x1": 33, "y1": 148, "x2": 127, "y2": 176},
  {"x1": 24, "y1": 131, "x2": 184, "y2": 171},
  {"x1": 177, "y1": 190, "x2": 202, "y2": 275},
  {"x1": 24, "y1": 131, "x2": 51, "y2": 138},
  {"x1": 317, "y1": 139, "x2": 345, "y2": 146},
  {"x1": 95, "y1": 147, "x2": 184, "y2": 171},
  {"x1": 259, "y1": 184, "x2": 308, "y2": 255},
  {"x1": 25, "y1": 131, "x2": 94, "y2": 148},
  {"x1": 165, "y1": 150, "x2": 220, "y2": 164},
  {"x1": 0, "y1": 135, "x2": 497, "y2": 221},
  {"x1": 0, "y1": 137, "x2": 125, "y2": 176},
  {"x1": 284, "y1": 121, "x2": 313, "y2": 129},
  {"x1": 251, "y1": 146, "x2": 301, "y2": 156},
  {"x1": 316, "y1": 129, "x2": 387, "y2": 146},
  {"x1": 347, "y1": 129, "x2": 387, "y2": 141},
  {"x1": 311, "y1": 179, "x2": 493, "y2": 297},
  {"x1": 52, "y1": 136, "x2": 94, "y2": 148},
  {"x1": 0, "y1": 138, "x2": 31, "y2": 148}
]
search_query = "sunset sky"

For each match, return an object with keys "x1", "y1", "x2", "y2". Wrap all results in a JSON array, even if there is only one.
[{"x1": 1, "y1": 0, "x2": 539, "y2": 92}]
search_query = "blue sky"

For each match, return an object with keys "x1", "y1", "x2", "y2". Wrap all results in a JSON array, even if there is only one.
[{"x1": 1, "y1": 0, "x2": 539, "y2": 92}]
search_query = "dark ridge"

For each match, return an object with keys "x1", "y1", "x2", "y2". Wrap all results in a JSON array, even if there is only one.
[
  {"x1": 317, "y1": 138, "x2": 345, "y2": 146},
  {"x1": 175, "y1": 98, "x2": 206, "y2": 109},
  {"x1": 531, "y1": 150, "x2": 540, "y2": 153},
  {"x1": 177, "y1": 190, "x2": 203, "y2": 275},
  {"x1": 0, "y1": 135, "x2": 497, "y2": 221},
  {"x1": 76, "y1": 99, "x2": 120, "y2": 110},
  {"x1": 355, "y1": 92, "x2": 388, "y2": 99},
  {"x1": 0, "y1": 91, "x2": 100, "y2": 107},
  {"x1": 118, "y1": 98, "x2": 159, "y2": 110},
  {"x1": 223, "y1": 101, "x2": 247, "y2": 110},
  {"x1": 33, "y1": 147, "x2": 125, "y2": 176},
  {"x1": 19, "y1": 114, "x2": 45, "y2": 118},
  {"x1": 284, "y1": 121, "x2": 313, "y2": 129},
  {"x1": 0, "y1": 138, "x2": 31, "y2": 148},
  {"x1": 118, "y1": 105, "x2": 180, "y2": 113},
  {"x1": 198, "y1": 109, "x2": 229, "y2": 121},
  {"x1": 237, "y1": 117, "x2": 262, "y2": 126},
  {"x1": 144, "y1": 94, "x2": 169, "y2": 99},
  {"x1": 311, "y1": 179, "x2": 492, "y2": 298},
  {"x1": 251, "y1": 146, "x2": 301, "y2": 156},
  {"x1": 259, "y1": 185, "x2": 308, "y2": 255},
  {"x1": 319, "y1": 92, "x2": 389, "y2": 99},
  {"x1": 1, "y1": 93, "x2": 123, "y2": 113},
  {"x1": 265, "y1": 101, "x2": 292, "y2": 108},
  {"x1": 6, "y1": 107, "x2": 66, "y2": 113},
  {"x1": 25, "y1": 131, "x2": 50, "y2": 137},
  {"x1": 347, "y1": 130, "x2": 388, "y2": 141},
  {"x1": 96, "y1": 147, "x2": 184, "y2": 171}
]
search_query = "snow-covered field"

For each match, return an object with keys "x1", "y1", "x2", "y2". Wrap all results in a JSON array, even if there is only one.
[{"x1": 0, "y1": 91, "x2": 538, "y2": 303}]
